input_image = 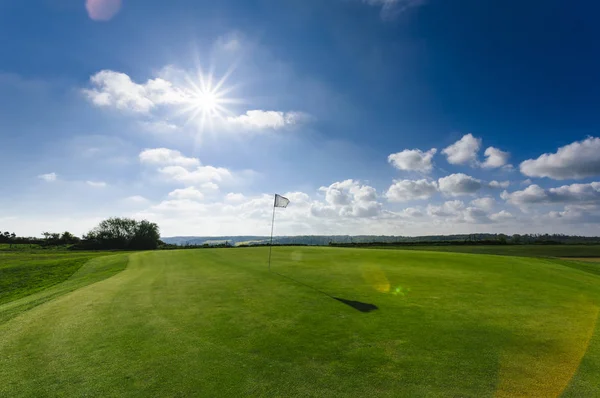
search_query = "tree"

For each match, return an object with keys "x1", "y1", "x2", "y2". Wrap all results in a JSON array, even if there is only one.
[
  {"x1": 84, "y1": 217, "x2": 160, "y2": 250},
  {"x1": 129, "y1": 220, "x2": 160, "y2": 250},
  {"x1": 60, "y1": 231, "x2": 80, "y2": 245}
]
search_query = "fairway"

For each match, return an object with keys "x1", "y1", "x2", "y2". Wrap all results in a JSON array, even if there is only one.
[{"x1": 1, "y1": 247, "x2": 600, "y2": 397}]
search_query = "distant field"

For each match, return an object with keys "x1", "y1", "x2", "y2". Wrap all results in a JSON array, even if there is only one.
[
  {"x1": 1, "y1": 247, "x2": 600, "y2": 397},
  {"x1": 367, "y1": 244, "x2": 600, "y2": 258}
]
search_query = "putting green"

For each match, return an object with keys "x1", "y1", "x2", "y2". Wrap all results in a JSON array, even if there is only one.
[{"x1": 1, "y1": 248, "x2": 599, "y2": 397}]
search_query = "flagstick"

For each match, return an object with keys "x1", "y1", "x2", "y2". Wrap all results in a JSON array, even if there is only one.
[{"x1": 268, "y1": 202, "x2": 276, "y2": 271}]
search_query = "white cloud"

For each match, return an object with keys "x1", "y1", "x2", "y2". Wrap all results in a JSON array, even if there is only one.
[
  {"x1": 225, "y1": 193, "x2": 246, "y2": 203},
  {"x1": 442, "y1": 134, "x2": 481, "y2": 166},
  {"x1": 482, "y1": 147, "x2": 510, "y2": 169},
  {"x1": 139, "y1": 148, "x2": 200, "y2": 168},
  {"x1": 502, "y1": 182, "x2": 600, "y2": 206},
  {"x1": 158, "y1": 165, "x2": 232, "y2": 185},
  {"x1": 463, "y1": 207, "x2": 491, "y2": 223},
  {"x1": 385, "y1": 179, "x2": 438, "y2": 202},
  {"x1": 426, "y1": 200, "x2": 493, "y2": 224},
  {"x1": 168, "y1": 187, "x2": 205, "y2": 201},
  {"x1": 38, "y1": 172, "x2": 57, "y2": 182},
  {"x1": 138, "y1": 148, "x2": 248, "y2": 191},
  {"x1": 489, "y1": 210, "x2": 514, "y2": 222},
  {"x1": 314, "y1": 180, "x2": 382, "y2": 218},
  {"x1": 396, "y1": 207, "x2": 424, "y2": 218},
  {"x1": 501, "y1": 185, "x2": 546, "y2": 206},
  {"x1": 427, "y1": 200, "x2": 464, "y2": 217},
  {"x1": 547, "y1": 205, "x2": 600, "y2": 224},
  {"x1": 388, "y1": 148, "x2": 437, "y2": 172},
  {"x1": 227, "y1": 110, "x2": 308, "y2": 129},
  {"x1": 520, "y1": 137, "x2": 600, "y2": 180},
  {"x1": 521, "y1": 179, "x2": 533, "y2": 185},
  {"x1": 86, "y1": 181, "x2": 107, "y2": 188},
  {"x1": 123, "y1": 195, "x2": 149, "y2": 204},
  {"x1": 470, "y1": 197, "x2": 496, "y2": 210},
  {"x1": 82, "y1": 70, "x2": 187, "y2": 113},
  {"x1": 438, "y1": 173, "x2": 482, "y2": 196},
  {"x1": 489, "y1": 180, "x2": 510, "y2": 189},
  {"x1": 284, "y1": 192, "x2": 311, "y2": 207},
  {"x1": 200, "y1": 182, "x2": 220, "y2": 193}
]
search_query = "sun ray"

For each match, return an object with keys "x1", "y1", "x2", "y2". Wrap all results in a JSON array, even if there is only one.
[{"x1": 173, "y1": 66, "x2": 241, "y2": 131}]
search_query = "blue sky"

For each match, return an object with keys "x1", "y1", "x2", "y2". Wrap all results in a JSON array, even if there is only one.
[{"x1": 1, "y1": 0, "x2": 600, "y2": 237}]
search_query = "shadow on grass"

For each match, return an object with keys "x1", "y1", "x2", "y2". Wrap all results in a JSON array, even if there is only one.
[
  {"x1": 272, "y1": 271, "x2": 378, "y2": 313},
  {"x1": 332, "y1": 297, "x2": 378, "y2": 313}
]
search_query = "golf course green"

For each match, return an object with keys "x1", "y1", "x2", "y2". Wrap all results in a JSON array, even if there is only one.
[{"x1": 1, "y1": 247, "x2": 599, "y2": 397}]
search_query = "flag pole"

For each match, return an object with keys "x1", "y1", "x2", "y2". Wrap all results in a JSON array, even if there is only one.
[{"x1": 268, "y1": 196, "x2": 276, "y2": 271}]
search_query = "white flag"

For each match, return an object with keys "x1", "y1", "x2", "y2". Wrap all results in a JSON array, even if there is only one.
[{"x1": 274, "y1": 194, "x2": 290, "y2": 208}]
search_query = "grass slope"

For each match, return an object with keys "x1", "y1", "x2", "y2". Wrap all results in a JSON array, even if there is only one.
[
  {"x1": 0, "y1": 251, "x2": 115, "y2": 305},
  {"x1": 1, "y1": 247, "x2": 599, "y2": 397},
  {"x1": 0, "y1": 253, "x2": 129, "y2": 324}
]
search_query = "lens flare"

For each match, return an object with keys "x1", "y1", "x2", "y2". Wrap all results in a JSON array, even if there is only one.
[
  {"x1": 86, "y1": 0, "x2": 121, "y2": 21},
  {"x1": 391, "y1": 286, "x2": 410, "y2": 296},
  {"x1": 495, "y1": 298, "x2": 599, "y2": 397},
  {"x1": 361, "y1": 265, "x2": 391, "y2": 293}
]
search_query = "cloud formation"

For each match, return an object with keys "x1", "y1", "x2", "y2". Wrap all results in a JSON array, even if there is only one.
[
  {"x1": 470, "y1": 197, "x2": 496, "y2": 210},
  {"x1": 482, "y1": 146, "x2": 510, "y2": 169},
  {"x1": 501, "y1": 182, "x2": 600, "y2": 206},
  {"x1": 386, "y1": 179, "x2": 438, "y2": 202},
  {"x1": 168, "y1": 187, "x2": 205, "y2": 201},
  {"x1": 313, "y1": 180, "x2": 382, "y2": 218},
  {"x1": 520, "y1": 137, "x2": 600, "y2": 180},
  {"x1": 226, "y1": 110, "x2": 307, "y2": 129},
  {"x1": 83, "y1": 70, "x2": 185, "y2": 113},
  {"x1": 388, "y1": 148, "x2": 437, "y2": 172},
  {"x1": 38, "y1": 172, "x2": 57, "y2": 182},
  {"x1": 438, "y1": 173, "x2": 482, "y2": 196},
  {"x1": 488, "y1": 180, "x2": 510, "y2": 189},
  {"x1": 86, "y1": 181, "x2": 107, "y2": 188},
  {"x1": 139, "y1": 148, "x2": 242, "y2": 189},
  {"x1": 442, "y1": 134, "x2": 481, "y2": 166},
  {"x1": 139, "y1": 148, "x2": 200, "y2": 168},
  {"x1": 548, "y1": 205, "x2": 600, "y2": 224},
  {"x1": 158, "y1": 165, "x2": 233, "y2": 186}
]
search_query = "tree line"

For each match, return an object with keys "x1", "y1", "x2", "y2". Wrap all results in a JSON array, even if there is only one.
[{"x1": 1, "y1": 217, "x2": 161, "y2": 250}]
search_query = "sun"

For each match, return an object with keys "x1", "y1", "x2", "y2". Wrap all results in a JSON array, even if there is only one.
[
  {"x1": 178, "y1": 69, "x2": 240, "y2": 131},
  {"x1": 193, "y1": 90, "x2": 219, "y2": 114}
]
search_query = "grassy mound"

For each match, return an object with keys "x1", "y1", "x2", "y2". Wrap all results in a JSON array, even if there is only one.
[
  {"x1": 1, "y1": 247, "x2": 599, "y2": 397},
  {"x1": 0, "y1": 252, "x2": 129, "y2": 324},
  {"x1": 0, "y1": 251, "x2": 114, "y2": 305}
]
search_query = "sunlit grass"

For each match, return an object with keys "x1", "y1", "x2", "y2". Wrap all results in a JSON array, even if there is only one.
[{"x1": 1, "y1": 247, "x2": 599, "y2": 396}]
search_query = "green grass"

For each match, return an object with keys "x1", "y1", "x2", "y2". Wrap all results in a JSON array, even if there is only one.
[
  {"x1": 0, "y1": 251, "x2": 115, "y2": 305},
  {"x1": 1, "y1": 247, "x2": 600, "y2": 397},
  {"x1": 0, "y1": 252, "x2": 129, "y2": 324},
  {"x1": 370, "y1": 244, "x2": 600, "y2": 258}
]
